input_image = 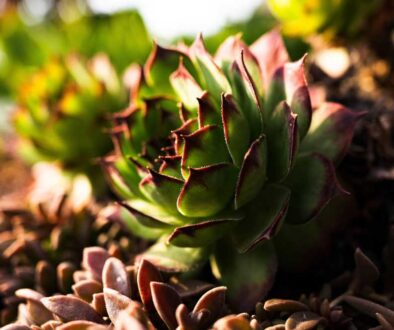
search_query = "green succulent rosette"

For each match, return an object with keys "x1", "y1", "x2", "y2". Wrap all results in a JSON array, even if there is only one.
[
  {"x1": 104, "y1": 30, "x2": 360, "y2": 309},
  {"x1": 14, "y1": 54, "x2": 126, "y2": 179},
  {"x1": 267, "y1": 0, "x2": 382, "y2": 39}
]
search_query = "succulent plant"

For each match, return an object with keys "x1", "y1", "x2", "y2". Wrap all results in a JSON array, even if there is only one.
[
  {"x1": 267, "y1": 0, "x2": 382, "y2": 39},
  {"x1": 103, "y1": 29, "x2": 360, "y2": 310},
  {"x1": 13, "y1": 53, "x2": 126, "y2": 181},
  {"x1": 3, "y1": 245, "x2": 227, "y2": 330}
]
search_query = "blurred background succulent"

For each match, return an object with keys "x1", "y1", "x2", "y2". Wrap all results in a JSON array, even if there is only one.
[
  {"x1": 267, "y1": 0, "x2": 383, "y2": 41},
  {"x1": 12, "y1": 53, "x2": 127, "y2": 193},
  {"x1": 103, "y1": 28, "x2": 361, "y2": 310}
]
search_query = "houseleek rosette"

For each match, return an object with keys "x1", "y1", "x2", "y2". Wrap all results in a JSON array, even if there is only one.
[
  {"x1": 104, "y1": 29, "x2": 360, "y2": 309},
  {"x1": 14, "y1": 54, "x2": 126, "y2": 177}
]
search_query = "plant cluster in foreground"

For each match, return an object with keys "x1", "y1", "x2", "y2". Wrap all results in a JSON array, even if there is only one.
[{"x1": 103, "y1": 29, "x2": 361, "y2": 309}]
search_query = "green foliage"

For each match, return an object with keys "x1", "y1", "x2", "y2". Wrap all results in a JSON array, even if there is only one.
[
  {"x1": 267, "y1": 0, "x2": 382, "y2": 39},
  {"x1": 105, "y1": 29, "x2": 360, "y2": 309}
]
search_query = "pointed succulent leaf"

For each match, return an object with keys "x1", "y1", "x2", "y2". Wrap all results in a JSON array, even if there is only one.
[
  {"x1": 193, "y1": 286, "x2": 227, "y2": 328},
  {"x1": 229, "y1": 52, "x2": 263, "y2": 139},
  {"x1": 250, "y1": 29, "x2": 289, "y2": 92},
  {"x1": 176, "y1": 304, "x2": 198, "y2": 330},
  {"x1": 284, "y1": 153, "x2": 344, "y2": 224},
  {"x1": 285, "y1": 311, "x2": 326, "y2": 330},
  {"x1": 72, "y1": 280, "x2": 103, "y2": 302},
  {"x1": 139, "y1": 169, "x2": 184, "y2": 214},
  {"x1": 221, "y1": 93, "x2": 251, "y2": 167},
  {"x1": 215, "y1": 35, "x2": 263, "y2": 94},
  {"x1": 159, "y1": 155, "x2": 183, "y2": 179},
  {"x1": 139, "y1": 238, "x2": 209, "y2": 273},
  {"x1": 151, "y1": 282, "x2": 182, "y2": 330},
  {"x1": 301, "y1": 103, "x2": 362, "y2": 164},
  {"x1": 284, "y1": 56, "x2": 312, "y2": 139},
  {"x1": 189, "y1": 34, "x2": 232, "y2": 105},
  {"x1": 119, "y1": 203, "x2": 168, "y2": 240},
  {"x1": 235, "y1": 134, "x2": 267, "y2": 209},
  {"x1": 82, "y1": 247, "x2": 110, "y2": 281},
  {"x1": 264, "y1": 67, "x2": 286, "y2": 121},
  {"x1": 56, "y1": 320, "x2": 107, "y2": 330},
  {"x1": 212, "y1": 315, "x2": 252, "y2": 330},
  {"x1": 181, "y1": 125, "x2": 230, "y2": 178},
  {"x1": 168, "y1": 212, "x2": 243, "y2": 247},
  {"x1": 102, "y1": 257, "x2": 131, "y2": 297},
  {"x1": 264, "y1": 299, "x2": 309, "y2": 312},
  {"x1": 144, "y1": 43, "x2": 193, "y2": 96},
  {"x1": 267, "y1": 101, "x2": 298, "y2": 182},
  {"x1": 342, "y1": 296, "x2": 394, "y2": 325},
  {"x1": 103, "y1": 288, "x2": 134, "y2": 325},
  {"x1": 233, "y1": 184, "x2": 290, "y2": 253},
  {"x1": 211, "y1": 239, "x2": 277, "y2": 312},
  {"x1": 197, "y1": 92, "x2": 221, "y2": 127},
  {"x1": 137, "y1": 259, "x2": 163, "y2": 312},
  {"x1": 41, "y1": 296, "x2": 103, "y2": 323},
  {"x1": 170, "y1": 58, "x2": 203, "y2": 111},
  {"x1": 354, "y1": 248, "x2": 379, "y2": 288},
  {"x1": 177, "y1": 163, "x2": 238, "y2": 217},
  {"x1": 119, "y1": 201, "x2": 174, "y2": 230}
]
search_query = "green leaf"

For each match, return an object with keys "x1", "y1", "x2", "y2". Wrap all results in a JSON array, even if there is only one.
[
  {"x1": 140, "y1": 238, "x2": 210, "y2": 273},
  {"x1": 266, "y1": 101, "x2": 298, "y2": 182},
  {"x1": 284, "y1": 153, "x2": 343, "y2": 224},
  {"x1": 168, "y1": 211, "x2": 243, "y2": 247},
  {"x1": 170, "y1": 58, "x2": 203, "y2": 112},
  {"x1": 301, "y1": 102, "x2": 362, "y2": 164},
  {"x1": 284, "y1": 56, "x2": 311, "y2": 139},
  {"x1": 119, "y1": 205, "x2": 165, "y2": 240},
  {"x1": 139, "y1": 169, "x2": 184, "y2": 214},
  {"x1": 211, "y1": 239, "x2": 277, "y2": 312},
  {"x1": 221, "y1": 93, "x2": 251, "y2": 167},
  {"x1": 177, "y1": 163, "x2": 238, "y2": 218},
  {"x1": 264, "y1": 68, "x2": 286, "y2": 120},
  {"x1": 235, "y1": 134, "x2": 267, "y2": 209},
  {"x1": 233, "y1": 184, "x2": 290, "y2": 253},
  {"x1": 181, "y1": 125, "x2": 230, "y2": 179},
  {"x1": 190, "y1": 34, "x2": 231, "y2": 106}
]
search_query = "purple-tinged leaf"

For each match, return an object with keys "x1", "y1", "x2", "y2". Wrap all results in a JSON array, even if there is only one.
[
  {"x1": 264, "y1": 299, "x2": 309, "y2": 312},
  {"x1": 41, "y1": 296, "x2": 103, "y2": 323},
  {"x1": 233, "y1": 184, "x2": 290, "y2": 253},
  {"x1": 221, "y1": 93, "x2": 251, "y2": 167},
  {"x1": 103, "y1": 288, "x2": 133, "y2": 325},
  {"x1": 235, "y1": 134, "x2": 267, "y2": 209},
  {"x1": 285, "y1": 311, "x2": 326, "y2": 330},
  {"x1": 181, "y1": 125, "x2": 230, "y2": 179},
  {"x1": 16, "y1": 289, "x2": 53, "y2": 325},
  {"x1": 92, "y1": 293, "x2": 106, "y2": 316},
  {"x1": 115, "y1": 311, "x2": 147, "y2": 330},
  {"x1": 250, "y1": 29, "x2": 289, "y2": 91},
  {"x1": 72, "y1": 280, "x2": 103, "y2": 302},
  {"x1": 102, "y1": 257, "x2": 131, "y2": 297},
  {"x1": 137, "y1": 259, "x2": 163, "y2": 312},
  {"x1": 171, "y1": 118, "x2": 199, "y2": 155},
  {"x1": 193, "y1": 286, "x2": 227, "y2": 327},
  {"x1": 170, "y1": 57, "x2": 203, "y2": 111},
  {"x1": 284, "y1": 153, "x2": 345, "y2": 224},
  {"x1": 212, "y1": 240, "x2": 277, "y2": 312},
  {"x1": 353, "y1": 248, "x2": 379, "y2": 290},
  {"x1": 376, "y1": 313, "x2": 394, "y2": 330},
  {"x1": 342, "y1": 296, "x2": 394, "y2": 325},
  {"x1": 40, "y1": 320, "x2": 63, "y2": 330},
  {"x1": 56, "y1": 320, "x2": 107, "y2": 330},
  {"x1": 151, "y1": 282, "x2": 182, "y2": 330},
  {"x1": 175, "y1": 304, "x2": 198, "y2": 330},
  {"x1": 170, "y1": 280, "x2": 214, "y2": 300},
  {"x1": 177, "y1": 163, "x2": 238, "y2": 217},
  {"x1": 57, "y1": 262, "x2": 76, "y2": 294},
  {"x1": 15, "y1": 289, "x2": 44, "y2": 302},
  {"x1": 211, "y1": 315, "x2": 252, "y2": 329},
  {"x1": 267, "y1": 101, "x2": 298, "y2": 182},
  {"x1": 284, "y1": 56, "x2": 312, "y2": 139},
  {"x1": 1, "y1": 325, "x2": 31, "y2": 330},
  {"x1": 301, "y1": 103, "x2": 363, "y2": 164},
  {"x1": 82, "y1": 247, "x2": 110, "y2": 281}
]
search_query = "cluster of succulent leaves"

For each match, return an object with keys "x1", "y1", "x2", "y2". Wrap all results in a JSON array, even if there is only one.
[
  {"x1": 267, "y1": 0, "x2": 382, "y2": 39},
  {"x1": 13, "y1": 54, "x2": 126, "y2": 174},
  {"x1": 103, "y1": 29, "x2": 361, "y2": 309}
]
